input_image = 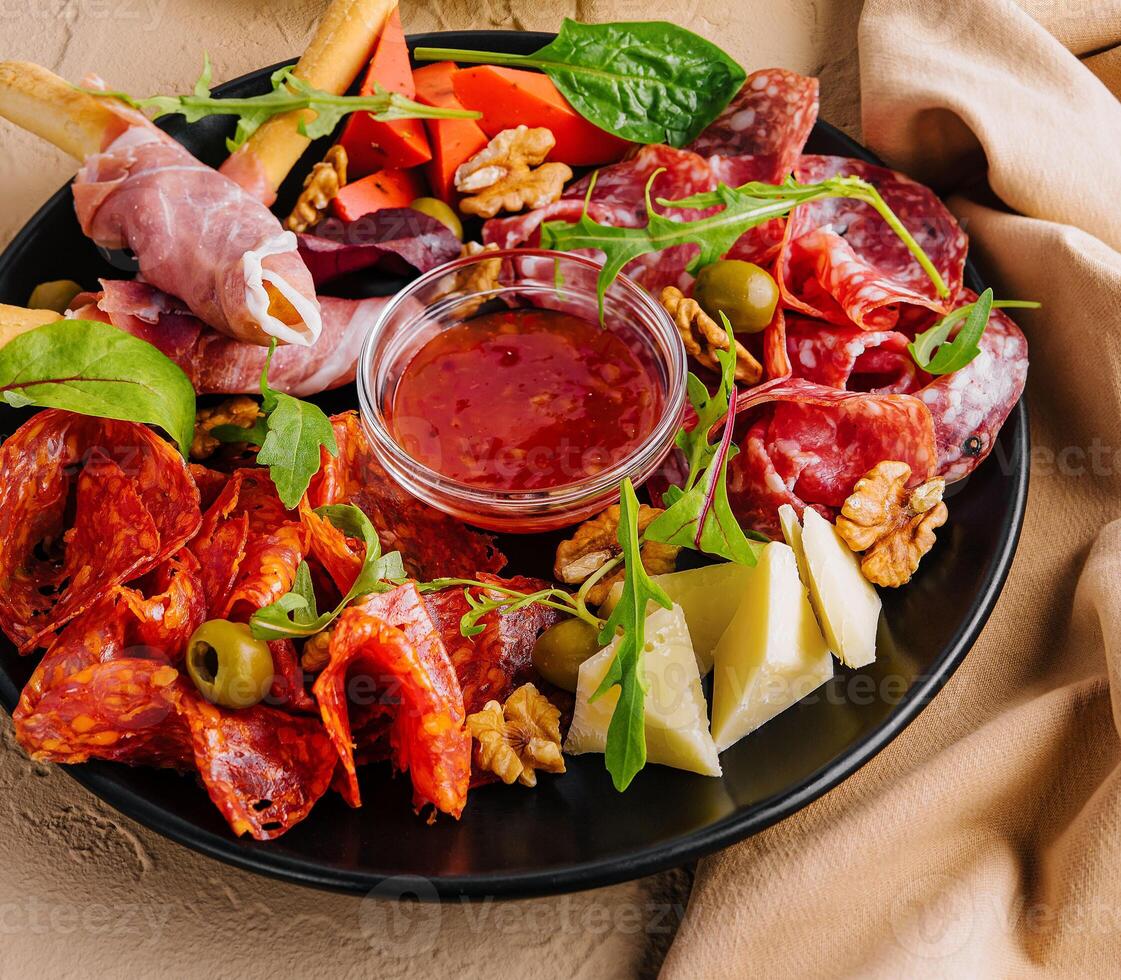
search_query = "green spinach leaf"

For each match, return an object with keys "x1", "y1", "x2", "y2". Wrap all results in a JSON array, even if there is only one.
[
  {"x1": 0, "y1": 318, "x2": 195, "y2": 455},
  {"x1": 414, "y1": 19, "x2": 746, "y2": 147}
]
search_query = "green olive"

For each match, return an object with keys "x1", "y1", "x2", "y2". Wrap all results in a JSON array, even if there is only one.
[
  {"x1": 532, "y1": 618, "x2": 602, "y2": 693},
  {"x1": 409, "y1": 196, "x2": 463, "y2": 240},
  {"x1": 28, "y1": 279, "x2": 83, "y2": 315},
  {"x1": 692, "y1": 259, "x2": 779, "y2": 334},
  {"x1": 185, "y1": 620, "x2": 275, "y2": 709}
]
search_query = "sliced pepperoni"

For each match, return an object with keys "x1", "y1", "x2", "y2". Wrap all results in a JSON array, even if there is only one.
[
  {"x1": 0, "y1": 411, "x2": 200, "y2": 652},
  {"x1": 425, "y1": 574, "x2": 561, "y2": 717},
  {"x1": 14, "y1": 658, "x2": 191, "y2": 769},
  {"x1": 177, "y1": 688, "x2": 337, "y2": 839},
  {"x1": 313, "y1": 583, "x2": 470, "y2": 817},
  {"x1": 188, "y1": 468, "x2": 308, "y2": 622}
]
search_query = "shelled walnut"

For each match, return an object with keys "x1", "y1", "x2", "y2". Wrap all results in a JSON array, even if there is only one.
[
  {"x1": 456, "y1": 126, "x2": 572, "y2": 218},
  {"x1": 835, "y1": 460, "x2": 948, "y2": 587},
  {"x1": 466, "y1": 683, "x2": 566, "y2": 787},
  {"x1": 555, "y1": 504, "x2": 679, "y2": 606},
  {"x1": 660, "y1": 286, "x2": 762, "y2": 384}
]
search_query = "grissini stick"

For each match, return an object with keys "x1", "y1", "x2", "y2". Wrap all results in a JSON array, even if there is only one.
[
  {"x1": 0, "y1": 61, "x2": 125, "y2": 159},
  {"x1": 0, "y1": 304, "x2": 61, "y2": 349},
  {"x1": 220, "y1": 0, "x2": 397, "y2": 203},
  {"x1": 0, "y1": 62, "x2": 323, "y2": 347}
]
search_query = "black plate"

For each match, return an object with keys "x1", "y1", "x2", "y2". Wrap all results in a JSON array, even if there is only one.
[{"x1": 0, "y1": 31, "x2": 1027, "y2": 899}]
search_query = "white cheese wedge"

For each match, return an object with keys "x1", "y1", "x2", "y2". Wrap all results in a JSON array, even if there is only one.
[
  {"x1": 601, "y1": 563, "x2": 755, "y2": 675},
  {"x1": 564, "y1": 603, "x2": 721, "y2": 777},
  {"x1": 778, "y1": 504, "x2": 880, "y2": 669},
  {"x1": 710, "y1": 542, "x2": 832, "y2": 750}
]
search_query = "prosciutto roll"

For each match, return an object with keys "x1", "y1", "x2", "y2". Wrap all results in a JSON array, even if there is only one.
[
  {"x1": 70, "y1": 280, "x2": 383, "y2": 397},
  {"x1": 72, "y1": 126, "x2": 322, "y2": 347}
]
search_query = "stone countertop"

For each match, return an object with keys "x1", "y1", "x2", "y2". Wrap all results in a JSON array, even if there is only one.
[{"x1": 0, "y1": 2, "x2": 860, "y2": 976}]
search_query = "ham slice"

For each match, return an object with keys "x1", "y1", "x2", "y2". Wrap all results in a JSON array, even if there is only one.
[
  {"x1": 72, "y1": 126, "x2": 321, "y2": 347},
  {"x1": 70, "y1": 280, "x2": 384, "y2": 397}
]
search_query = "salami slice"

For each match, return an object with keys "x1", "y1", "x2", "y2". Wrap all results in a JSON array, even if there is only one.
[
  {"x1": 914, "y1": 291, "x2": 1029, "y2": 481},
  {"x1": 309, "y1": 412, "x2": 504, "y2": 581},
  {"x1": 267, "y1": 639, "x2": 315, "y2": 713},
  {"x1": 15, "y1": 659, "x2": 191, "y2": 769},
  {"x1": 188, "y1": 469, "x2": 308, "y2": 622},
  {"x1": 776, "y1": 155, "x2": 968, "y2": 329},
  {"x1": 14, "y1": 550, "x2": 204, "y2": 723},
  {"x1": 485, "y1": 144, "x2": 717, "y2": 294},
  {"x1": 0, "y1": 412, "x2": 201, "y2": 652},
  {"x1": 784, "y1": 317, "x2": 924, "y2": 393},
  {"x1": 688, "y1": 69, "x2": 819, "y2": 182},
  {"x1": 425, "y1": 575, "x2": 562, "y2": 717},
  {"x1": 299, "y1": 499, "x2": 363, "y2": 595},
  {"x1": 177, "y1": 690, "x2": 337, "y2": 839},
  {"x1": 314, "y1": 584, "x2": 470, "y2": 817},
  {"x1": 729, "y1": 378, "x2": 939, "y2": 536}
]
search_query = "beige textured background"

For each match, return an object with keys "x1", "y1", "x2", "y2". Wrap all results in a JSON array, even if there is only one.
[{"x1": 0, "y1": 2, "x2": 860, "y2": 976}]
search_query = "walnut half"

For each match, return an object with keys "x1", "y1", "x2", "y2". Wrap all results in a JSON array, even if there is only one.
[
  {"x1": 466, "y1": 683, "x2": 566, "y2": 787},
  {"x1": 285, "y1": 145, "x2": 347, "y2": 233},
  {"x1": 456, "y1": 126, "x2": 573, "y2": 218},
  {"x1": 835, "y1": 461, "x2": 948, "y2": 587},
  {"x1": 555, "y1": 504, "x2": 680, "y2": 606},
  {"x1": 660, "y1": 286, "x2": 762, "y2": 384}
]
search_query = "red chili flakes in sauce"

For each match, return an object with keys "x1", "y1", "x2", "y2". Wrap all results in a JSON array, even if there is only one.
[{"x1": 387, "y1": 308, "x2": 663, "y2": 492}]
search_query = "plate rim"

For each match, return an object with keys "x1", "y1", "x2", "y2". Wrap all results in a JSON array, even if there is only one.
[{"x1": 0, "y1": 30, "x2": 1030, "y2": 900}]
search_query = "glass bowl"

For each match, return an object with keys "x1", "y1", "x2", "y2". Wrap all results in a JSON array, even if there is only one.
[{"x1": 356, "y1": 248, "x2": 687, "y2": 533}]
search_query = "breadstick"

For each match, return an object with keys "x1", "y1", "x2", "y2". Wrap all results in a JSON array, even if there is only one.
[
  {"x1": 0, "y1": 62, "x2": 123, "y2": 160},
  {"x1": 0, "y1": 304, "x2": 62, "y2": 349},
  {"x1": 221, "y1": 0, "x2": 397, "y2": 201}
]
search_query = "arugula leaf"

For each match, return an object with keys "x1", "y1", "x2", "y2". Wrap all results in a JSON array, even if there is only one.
[
  {"x1": 288, "y1": 560, "x2": 320, "y2": 627},
  {"x1": 645, "y1": 316, "x2": 762, "y2": 565},
  {"x1": 249, "y1": 503, "x2": 404, "y2": 640},
  {"x1": 415, "y1": 19, "x2": 745, "y2": 147},
  {"x1": 416, "y1": 576, "x2": 603, "y2": 638},
  {"x1": 253, "y1": 341, "x2": 337, "y2": 509},
  {"x1": 908, "y1": 290, "x2": 1040, "y2": 375},
  {"x1": 590, "y1": 479, "x2": 673, "y2": 791},
  {"x1": 0, "y1": 318, "x2": 195, "y2": 455},
  {"x1": 89, "y1": 61, "x2": 479, "y2": 154},
  {"x1": 540, "y1": 174, "x2": 949, "y2": 320}
]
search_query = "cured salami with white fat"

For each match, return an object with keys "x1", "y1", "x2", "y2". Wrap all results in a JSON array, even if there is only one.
[
  {"x1": 485, "y1": 144, "x2": 716, "y2": 293},
  {"x1": 689, "y1": 68, "x2": 819, "y2": 183},
  {"x1": 776, "y1": 155, "x2": 968, "y2": 328},
  {"x1": 72, "y1": 126, "x2": 321, "y2": 347},
  {"x1": 728, "y1": 378, "x2": 939, "y2": 537}
]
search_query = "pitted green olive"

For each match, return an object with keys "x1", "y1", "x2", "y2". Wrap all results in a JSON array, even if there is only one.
[
  {"x1": 532, "y1": 618, "x2": 602, "y2": 693},
  {"x1": 409, "y1": 197, "x2": 463, "y2": 240},
  {"x1": 185, "y1": 619, "x2": 274, "y2": 709},
  {"x1": 692, "y1": 259, "x2": 779, "y2": 334}
]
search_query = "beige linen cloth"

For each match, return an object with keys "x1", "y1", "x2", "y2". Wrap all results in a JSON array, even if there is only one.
[{"x1": 662, "y1": 0, "x2": 1121, "y2": 975}]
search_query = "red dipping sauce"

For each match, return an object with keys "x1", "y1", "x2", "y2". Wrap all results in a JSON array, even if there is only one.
[{"x1": 386, "y1": 308, "x2": 665, "y2": 492}]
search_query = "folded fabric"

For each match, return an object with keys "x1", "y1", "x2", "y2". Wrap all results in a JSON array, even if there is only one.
[{"x1": 663, "y1": 1, "x2": 1121, "y2": 975}]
